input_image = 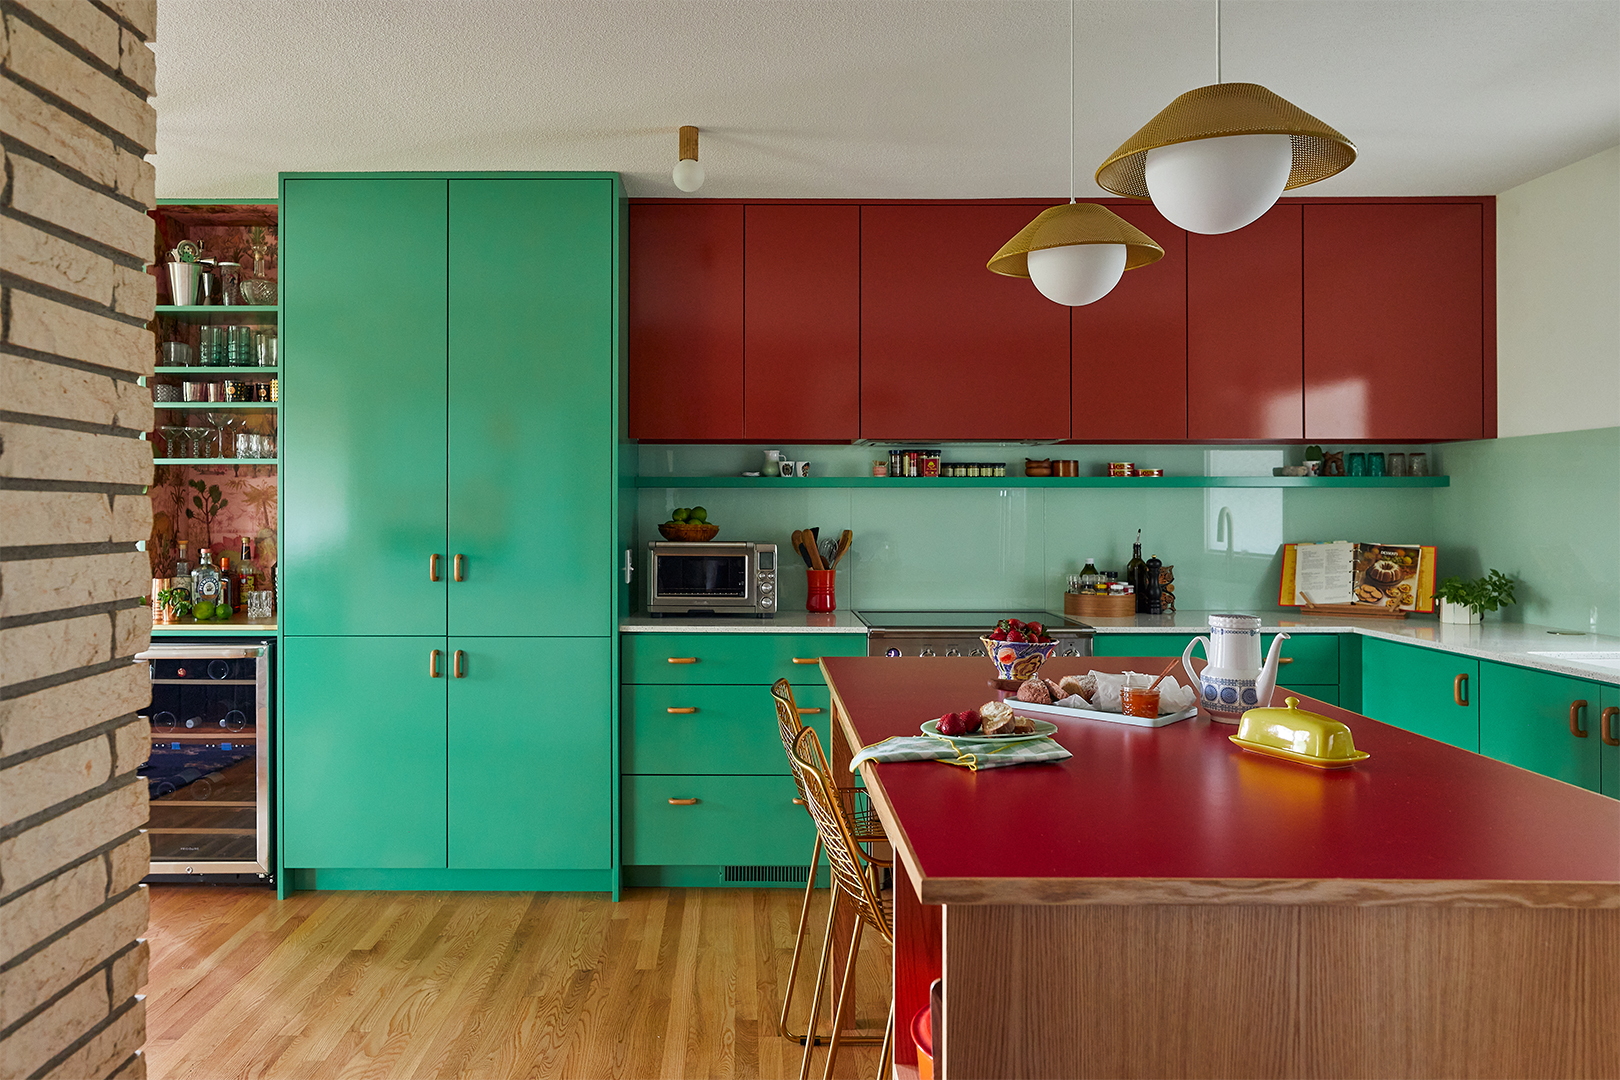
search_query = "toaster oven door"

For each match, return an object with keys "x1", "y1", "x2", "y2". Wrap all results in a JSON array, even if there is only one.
[{"x1": 651, "y1": 549, "x2": 752, "y2": 609}]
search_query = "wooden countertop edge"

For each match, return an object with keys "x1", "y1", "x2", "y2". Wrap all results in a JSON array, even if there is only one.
[{"x1": 914, "y1": 876, "x2": 1620, "y2": 908}]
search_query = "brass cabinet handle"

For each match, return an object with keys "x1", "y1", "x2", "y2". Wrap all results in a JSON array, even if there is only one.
[
  {"x1": 454, "y1": 650, "x2": 466, "y2": 679},
  {"x1": 791, "y1": 658, "x2": 820, "y2": 665},
  {"x1": 453, "y1": 554, "x2": 465, "y2": 582},
  {"x1": 792, "y1": 797, "x2": 807, "y2": 806},
  {"x1": 666, "y1": 707, "x2": 698, "y2": 714},
  {"x1": 1277, "y1": 657, "x2": 1294, "y2": 664},
  {"x1": 430, "y1": 553, "x2": 440, "y2": 582},
  {"x1": 667, "y1": 657, "x2": 698, "y2": 664},
  {"x1": 429, "y1": 649, "x2": 441, "y2": 678},
  {"x1": 1453, "y1": 673, "x2": 1469, "y2": 707},
  {"x1": 1569, "y1": 699, "x2": 1589, "y2": 738},
  {"x1": 797, "y1": 707, "x2": 823, "y2": 715},
  {"x1": 667, "y1": 798, "x2": 699, "y2": 806},
  {"x1": 1601, "y1": 707, "x2": 1619, "y2": 747}
]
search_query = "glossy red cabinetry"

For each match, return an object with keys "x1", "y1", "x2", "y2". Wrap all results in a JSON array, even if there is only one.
[
  {"x1": 1188, "y1": 205, "x2": 1303, "y2": 440},
  {"x1": 628, "y1": 203, "x2": 744, "y2": 440},
  {"x1": 861, "y1": 204, "x2": 1070, "y2": 441},
  {"x1": 1303, "y1": 202, "x2": 1487, "y2": 441},
  {"x1": 1073, "y1": 203, "x2": 1187, "y2": 441},
  {"x1": 744, "y1": 205, "x2": 860, "y2": 441}
]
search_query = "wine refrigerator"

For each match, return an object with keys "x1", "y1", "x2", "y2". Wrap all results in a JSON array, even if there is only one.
[{"x1": 136, "y1": 640, "x2": 272, "y2": 880}]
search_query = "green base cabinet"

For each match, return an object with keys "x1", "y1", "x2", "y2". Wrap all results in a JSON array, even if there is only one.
[
  {"x1": 1479, "y1": 660, "x2": 1604, "y2": 793},
  {"x1": 623, "y1": 774, "x2": 812, "y2": 866},
  {"x1": 1603, "y1": 685, "x2": 1619, "y2": 798},
  {"x1": 283, "y1": 637, "x2": 448, "y2": 868},
  {"x1": 1094, "y1": 632, "x2": 1341, "y2": 703},
  {"x1": 1361, "y1": 637, "x2": 1479, "y2": 752}
]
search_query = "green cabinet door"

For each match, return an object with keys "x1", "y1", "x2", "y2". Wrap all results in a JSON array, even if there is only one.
[
  {"x1": 1479, "y1": 661, "x2": 1602, "y2": 792},
  {"x1": 1093, "y1": 634, "x2": 1198, "y2": 659},
  {"x1": 447, "y1": 636, "x2": 611, "y2": 869},
  {"x1": 282, "y1": 178, "x2": 449, "y2": 636},
  {"x1": 1602, "y1": 684, "x2": 1619, "y2": 798},
  {"x1": 282, "y1": 637, "x2": 447, "y2": 867},
  {"x1": 1361, "y1": 637, "x2": 1480, "y2": 751},
  {"x1": 447, "y1": 179, "x2": 616, "y2": 637}
]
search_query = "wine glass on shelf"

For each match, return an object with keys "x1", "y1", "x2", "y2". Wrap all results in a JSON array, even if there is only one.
[
  {"x1": 158, "y1": 425, "x2": 188, "y2": 459},
  {"x1": 203, "y1": 412, "x2": 239, "y2": 459},
  {"x1": 184, "y1": 425, "x2": 212, "y2": 459}
]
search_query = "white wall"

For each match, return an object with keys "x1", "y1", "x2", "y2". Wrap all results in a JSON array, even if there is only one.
[{"x1": 1496, "y1": 145, "x2": 1620, "y2": 437}]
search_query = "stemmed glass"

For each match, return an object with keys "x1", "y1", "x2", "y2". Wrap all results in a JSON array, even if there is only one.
[
  {"x1": 158, "y1": 425, "x2": 188, "y2": 459},
  {"x1": 203, "y1": 412, "x2": 243, "y2": 459},
  {"x1": 183, "y1": 425, "x2": 212, "y2": 459}
]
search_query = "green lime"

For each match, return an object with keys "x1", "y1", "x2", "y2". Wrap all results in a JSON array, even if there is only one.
[
  {"x1": 192, "y1": 600, "x2": 215, "y2": 620},
  {"x1": 214, "y1": 604, "x2": 233, "y2": 620},
  {"x1": 689, "y1": 506, "x2": 708, "y2": 523},
  {"x1": 672, "y1": 508, "x2": 690, "y2": 522}
]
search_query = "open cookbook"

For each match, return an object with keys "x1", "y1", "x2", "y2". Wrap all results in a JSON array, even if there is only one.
[{"x1": 1278, "y1": 542, "x2": 1437, "y2": 613}]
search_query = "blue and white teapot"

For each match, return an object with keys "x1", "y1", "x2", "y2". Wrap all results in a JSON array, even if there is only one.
[{"x1": 1180, "y1": 614, "x2": 1289, "y2": 723}]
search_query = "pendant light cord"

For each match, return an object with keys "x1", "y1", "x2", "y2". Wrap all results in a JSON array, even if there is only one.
[{"x1": 1068, "y1": 0, "x2": 1075, "y2": 202}]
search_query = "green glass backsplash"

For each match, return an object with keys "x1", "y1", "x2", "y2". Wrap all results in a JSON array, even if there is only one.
[
  {"x1": 636, "y1": 444, "x2": 1440, "y2": 616},
  {"x1": 1434, "y1": 427, "x2": 1620, "y2": 635}
]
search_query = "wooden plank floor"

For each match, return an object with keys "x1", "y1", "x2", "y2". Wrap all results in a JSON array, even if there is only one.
[{"x1": 145, "y1": 886, "x2": 892, "y2": 1079}]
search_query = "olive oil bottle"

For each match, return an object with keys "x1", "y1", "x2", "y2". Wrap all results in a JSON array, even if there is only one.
[{"x1": 1125, "y1": 530, "x2": 1148, "y2": 613}]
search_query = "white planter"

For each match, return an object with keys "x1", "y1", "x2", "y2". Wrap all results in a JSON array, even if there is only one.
[{"x1": 1439, "y1": 599, "x2": 1482, "y2": 625}]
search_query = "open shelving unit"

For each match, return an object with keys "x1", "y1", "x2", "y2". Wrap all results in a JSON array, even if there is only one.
[{"x1": 635, "y1": 475, "x2": 1450, "y2": 489}]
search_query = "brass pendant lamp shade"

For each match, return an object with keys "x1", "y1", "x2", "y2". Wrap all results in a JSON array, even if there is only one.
[
  {"x1": 1095, "y1": 82, "x2": 1356, "y2": 199},
  {"x1": 987, "y1": 203, "x2": 1163, "y2": 279}
]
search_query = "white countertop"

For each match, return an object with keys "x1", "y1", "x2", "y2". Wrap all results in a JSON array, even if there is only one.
[
  {"x1": 619, "y1": 610, "x2": 869, "y2": 634},
  {"x1": 621, "y1": 607, "x2": 1620, "y2": 683},
  {"x1": 1083, "y1": 608, "x2": 1620, "y2": 685}
]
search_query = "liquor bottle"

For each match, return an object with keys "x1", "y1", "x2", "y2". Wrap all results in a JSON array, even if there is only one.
[
  {"x1": 237, "y1": 555, "x2": 255, "y2": 601},
  {"x1": 193, "y1": 548, "x2": 222, "y2": 608},
  {"x1": 173, "y1": 541, "x2": 192, "y2": 599},
  {"x1": 216, "y1": 556, "x2": 232, "y2": 610},
  {"x1": 1125, "y1": 530, "x2": 1148, "y2": 613}
]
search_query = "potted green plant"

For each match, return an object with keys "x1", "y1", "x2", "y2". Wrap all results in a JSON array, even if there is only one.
[
  {"x1": 1435, "y1": 570, "x2": 1516, "y2": 625},
  {"x1": 155, "y1": 587, "x2": 192, "y2": 624}
]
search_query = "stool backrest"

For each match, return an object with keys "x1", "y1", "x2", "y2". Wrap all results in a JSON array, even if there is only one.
[
  {"x1": 788, "y1": 724, "x2": 893, "y2": 944},
  {"x1": 772, "y1": 678, "x2": 811, "y2": 803}
]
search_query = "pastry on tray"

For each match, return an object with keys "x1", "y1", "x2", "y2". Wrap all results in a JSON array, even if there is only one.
[{"x1": 1016, "y1": 676, "x2": 1052, "y2": 704}]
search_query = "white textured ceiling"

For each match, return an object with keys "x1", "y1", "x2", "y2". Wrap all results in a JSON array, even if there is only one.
[{"x1": 152, "y1": 0, "x2": 1620, "y2": 200}]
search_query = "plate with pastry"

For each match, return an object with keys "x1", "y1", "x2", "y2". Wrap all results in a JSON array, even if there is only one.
[{"x1": 921, "y1": 701, "x2": 1057, "y2": 744}]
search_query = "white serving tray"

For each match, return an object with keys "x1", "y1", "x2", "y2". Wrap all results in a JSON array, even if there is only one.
[{"x1": 1007, "y1": 697, "x2": 1198, "y2": 729}]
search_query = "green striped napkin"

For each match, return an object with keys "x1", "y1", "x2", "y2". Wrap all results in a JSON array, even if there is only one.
[{"x1": 850, "y1": 735, "x2": 1071, "y2": 772}]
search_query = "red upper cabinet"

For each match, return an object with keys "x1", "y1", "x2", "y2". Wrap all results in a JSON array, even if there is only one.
[
  {"x1": 628, "y1": 203, "x2": 744, "y2": 440},
  {"x1": 860, "y1": 204, "x2": 1070, "y2": 441},
  {"x1": 1072, "y1": 204, "x2": 1187, "y2": 441},
  {"x1": 744, "y1": 205, "x2": 860, "y2": 442},
  {"x1": 1303, "y1": 203, "x2": 1486, "y2": 441},
  {"x1": 1187, "y1": 205, "x2": 1303, "y2": 441}
]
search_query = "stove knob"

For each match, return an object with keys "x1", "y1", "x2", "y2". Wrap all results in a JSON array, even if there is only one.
[
  {"x1": 920, "y1": 648, "x2": 936, "y2": 657},
  {"x1": 945, "y1": 647, "x2": 960, "y2": 657},
  {"x1": 885, "y1": 648, "x2": 902, "y2": 658},
  {"x1": 970, "y1": 647, "x2": 985, "y2": 657},
  {"x1": 1063, "y1": 644, "x2": 1078, "y2": 657}
]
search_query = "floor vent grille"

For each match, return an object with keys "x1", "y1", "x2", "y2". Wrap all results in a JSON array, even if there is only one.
[{"x1": 722, "y1": 865, "x2": 809, "y2": 884}]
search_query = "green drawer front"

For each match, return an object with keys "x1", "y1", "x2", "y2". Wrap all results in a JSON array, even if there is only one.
[
  {"x1": 623, "y1": 683, "x2": 831, "y2": 775},
  {"x1": 1095, "y1": 632, "x2": 1338, "y2": 684},
  {"x1": 623, "y1": 633, "x2": 868, "y2": 685},
  {"x1": 624, "y1": 774, "x2": 813, "y2": 866}
]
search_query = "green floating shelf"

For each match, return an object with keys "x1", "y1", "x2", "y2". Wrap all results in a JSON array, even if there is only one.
[
  {"x1": 154, "y1": 305, "x2": 277, "y2": 314},
  {"x1": 152, "y1": 401, "x2": 277, "y2": 409},
  {"x1": 635, "y1": 475, "x2": 1449, "y2": 489},
  {"x1": 153, "y1": 458, "x2": 278, "y2": 466},
  {"x1": 154, "y1": 366, "x2": 277, "y2": 375}
]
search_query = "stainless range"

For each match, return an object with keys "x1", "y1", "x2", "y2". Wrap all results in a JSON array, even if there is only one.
[{"x1": 858, "y1": 610, "x2": 1094, "y2": 658}]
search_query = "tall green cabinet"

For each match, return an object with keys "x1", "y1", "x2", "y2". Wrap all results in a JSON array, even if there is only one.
[{"x1": 279, "y1": 174, "x2": 626, "y2": 894}]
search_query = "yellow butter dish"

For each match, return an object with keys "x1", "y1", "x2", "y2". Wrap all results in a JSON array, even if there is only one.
[{"x1": 1229, "y1": 696, "x2": 1370, "y2": 770}]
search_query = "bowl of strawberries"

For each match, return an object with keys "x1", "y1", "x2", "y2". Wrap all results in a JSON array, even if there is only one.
[{"x1": 981, "y1": 618, "x2": 1058, "y2": 681}]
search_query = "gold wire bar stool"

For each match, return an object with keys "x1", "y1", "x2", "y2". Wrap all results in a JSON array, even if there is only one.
[
  {"x1": 772, "y1": 679, "x2": 887, "y2": 1049},
  {"x1": 788, "y1": 723, "x2": 895, "y2": 1080}
]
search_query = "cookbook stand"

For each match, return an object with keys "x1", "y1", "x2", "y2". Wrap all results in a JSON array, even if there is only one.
[{"x1": 1299, "y1": 602, "x2": 1408, "y2": 619}]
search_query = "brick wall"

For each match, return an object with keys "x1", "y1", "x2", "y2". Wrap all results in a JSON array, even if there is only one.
[{"x1": 1, "y1": 1, "x2": 157, "y2": 1078}]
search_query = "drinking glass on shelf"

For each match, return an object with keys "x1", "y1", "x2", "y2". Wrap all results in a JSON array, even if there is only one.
[
  {"x1": 256, "y1": 332, "x2": 277, "y2": 367},
  {"x1": 235, "y1": 432, "x2": 256, "y2": 459},
  {"x1": 1386, "y1": 453, "x2": 1407, "y2": 477},
  {"x1": 1408, "y1": 452, "x2": 1429, "y2": 476},
  {"x1": 246, "y1": 591, "x2": 274, "y2": 620},
  {"x1": 158, "y1": 425, "x2": 188, "y2": 458}
]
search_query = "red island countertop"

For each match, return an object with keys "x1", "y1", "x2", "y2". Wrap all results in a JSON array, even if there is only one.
[{"x1": 821, "y1": 656, "x2": 1620, "y2": 907}]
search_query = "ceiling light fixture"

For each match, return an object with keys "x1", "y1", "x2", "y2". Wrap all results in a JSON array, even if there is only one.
[
  {"x1": 989, "y1": 1, "x2": 1164, "y2": 306},
  {"x1": 1094, "y1": 1, "x2": 1356, "y2": 234},
  {"x1": 672, "y1": 125, "x2": 704, "y2": 192}
]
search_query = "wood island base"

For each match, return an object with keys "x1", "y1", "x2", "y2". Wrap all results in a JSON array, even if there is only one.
[{"x1": 936, "y1": 902, "x2": 1619, "y2": 1079}]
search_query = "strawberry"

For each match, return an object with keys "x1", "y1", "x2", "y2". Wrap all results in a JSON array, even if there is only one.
[
  {"x1": 938, "y1": 712, "x2": 966, "y2": 736},
  {"x1": 1028, "y1": 621, "x2": 1046, "y2": 640},
  {"x1": 962, "y1": 708, "x2": 982, "y2": 733},
  {"x1": 988, "y1": 628, "x2": 1007, "y2": 641},
  {"x1": 1006, "y1": 628, "x2": 1026, "y2": 642},
  {"x1": 1009, "y1": 618, "x2": 1026, "y2": 630}
]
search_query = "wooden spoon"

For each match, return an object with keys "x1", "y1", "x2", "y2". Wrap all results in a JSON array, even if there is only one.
[
  {"x1": 1147, "y1": 656, "x2": 1182, "y2": 691},
  {"x1": 830, "y1": 529, "x2": 853, "y2": 567}
]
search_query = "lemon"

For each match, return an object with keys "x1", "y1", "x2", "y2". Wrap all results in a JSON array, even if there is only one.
[{"x1": 192, "y1": 600, "x2": 216, "y2": 620}]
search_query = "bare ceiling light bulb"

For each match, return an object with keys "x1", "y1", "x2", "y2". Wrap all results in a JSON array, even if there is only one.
[{"x1": 672, "y1": 125, "x2": 704, "y2": 192}]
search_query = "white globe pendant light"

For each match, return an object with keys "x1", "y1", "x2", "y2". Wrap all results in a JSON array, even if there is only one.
[
  {"x1": 987, "y1": 2, "x2": 1164, "y2": 305},
  {"x1": 1143, "y1": 131, "x2": 1293, "y2": 234},
  {"x1": 672, "y1": 125, "x2": 705, "y2": 192}
]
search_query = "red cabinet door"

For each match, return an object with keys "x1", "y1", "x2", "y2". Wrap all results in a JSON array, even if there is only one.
[
  {"x1": 744, "y1": 205, "x2": 860, "y2": 441},
  {"x1": 860, "y1": 204, "x2": 1070, "y2": 441},
  {"x1": 628, "y1": 203, "x2": 744, "y2": 440},
  {"x1": 1304, "y1": 203, "x2": 1485, "y2": 440},
  {"x1": 1072, "y1": 203, "x2": 1187, "y2": 441},
  {"x1": 1187, "y1": 204, "x2": 1303, "y2": 440}
]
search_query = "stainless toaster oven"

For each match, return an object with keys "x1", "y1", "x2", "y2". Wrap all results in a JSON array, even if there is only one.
[{"x1": 648, "y1": 541, "x2": 777, "y2": 616}]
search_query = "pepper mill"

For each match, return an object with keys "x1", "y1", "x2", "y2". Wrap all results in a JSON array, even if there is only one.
[{"x1": 1144, "y1": 555, "x2": 1164, "y2": 615}]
